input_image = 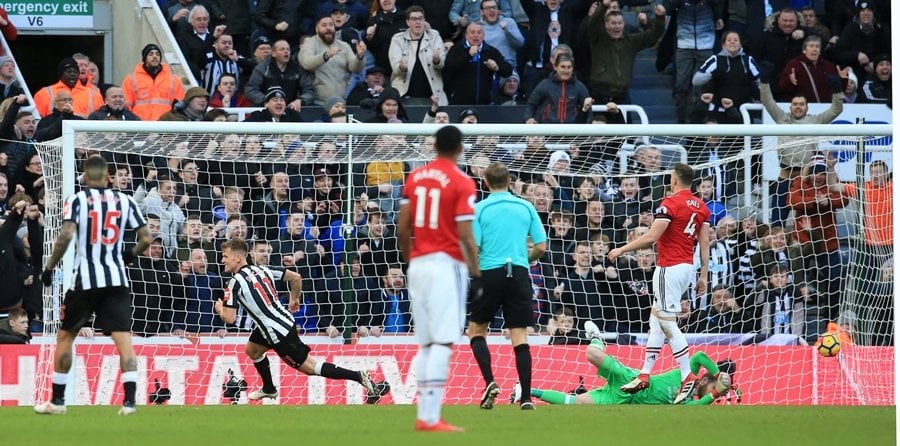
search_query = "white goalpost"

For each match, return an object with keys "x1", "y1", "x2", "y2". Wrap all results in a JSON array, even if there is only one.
[{"x1": 20, "y1": 119, "x2": 893, "y2": 407}]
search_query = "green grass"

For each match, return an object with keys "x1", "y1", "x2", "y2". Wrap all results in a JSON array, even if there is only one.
[{"x1": 6, "y1": 405, "x2": 895, "y2": 446}]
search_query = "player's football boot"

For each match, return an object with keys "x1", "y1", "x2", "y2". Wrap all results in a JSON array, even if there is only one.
[
  {"x1": 118, "y1": 405, "x2": 136, "y2": 416},
  {"x1": 480, "y1": 381, "x2": 501, "y2": 409},
  {"x1": 34, "y1": 401, "x2": 67, "y2": 415},
  {"x1": 359, "y1": 370, "x2": 376, "y2": 395},
  {"x1": 510, "y1": 381, "x2": 522, "y2": 404},
  {"x1": 584, "y1": 321, "x2": 603, "y2": 343},
  {"x1": 520, "y1": 401, "x2": 535, "y2": 410},
  {"x1": 366, "y1": 381, "x2": 392, "y2": 404},
  {"x1": 673, "y1": 373, "x2": 699, "y2": 404},
  {"x1": 415, "y1": 419, "x2": 465, "y2": 432},
  {"x1": 247, "y1": 389, "x2": 278, "y2": 400},
  {"x1": 620, "y1": 373, "x2": 650, "y2": 393}
]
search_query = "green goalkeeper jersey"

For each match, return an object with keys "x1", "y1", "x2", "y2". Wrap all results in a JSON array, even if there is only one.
[{"x1": 632, "y1": 352, "x2": 720, "y2": 405}]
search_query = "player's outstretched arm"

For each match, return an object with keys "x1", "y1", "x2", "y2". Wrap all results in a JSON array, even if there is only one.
[
  {"x1": 126, "y1": 225, "x2": 152, "y2": 264},
  {"x1": 608, "y1": 218, "x2": 668, "y2": 261},
  {"x1": 688, "y1": 351, "x2": 720, "y2": 377}
]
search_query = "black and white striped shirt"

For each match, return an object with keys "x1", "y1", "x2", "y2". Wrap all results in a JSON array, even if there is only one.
[
  {"x1": 64, "y1": 188, "x2": 147, "y2": 291},
  {"x1": 224, "y1": 265, "x2": 295, "y2": 344},
  {"x1": 233, "y1": 266, "x2": 287, "y2": 332}
]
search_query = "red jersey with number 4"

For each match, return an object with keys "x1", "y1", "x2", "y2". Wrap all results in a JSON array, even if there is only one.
[
  {"x1": 402, "y1": 157, "x2": 476, "y2": 262},
  {"x1": 654, "y1": 189, "x2": 710, "y2": 267}
]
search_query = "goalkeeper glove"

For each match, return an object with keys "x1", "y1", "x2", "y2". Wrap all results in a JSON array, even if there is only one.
[{"x1": 711, "y1": 371, "x2": 732, "y2": 399}]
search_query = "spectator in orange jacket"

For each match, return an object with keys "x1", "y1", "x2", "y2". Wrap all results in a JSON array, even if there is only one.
[
  {"x1": 33, "y1": 57, "x2": 104, "y2": 118},
  {"x1": 122, "y1": 44, "x2": 187, "y2": 121}
]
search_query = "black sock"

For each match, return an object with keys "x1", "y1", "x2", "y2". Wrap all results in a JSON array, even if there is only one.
[
  {"x1": 470, "y1": 336, "x2": 494, "y2": 385},
  {"x1": 123, "y1": 382, "x2": 136, "y2": 407},
  {"x1": 253, "y1": 357, "x2": 276, "y2": 392},
  {"x1": 320, "y1": 362, "x2": 363, "y2": 382},
  {"x1": 51, "y1": 384, "x2": 66, "y2": 405},
  {"x1": 514, "y1": 343, "x2": 533, "y2": 403}
]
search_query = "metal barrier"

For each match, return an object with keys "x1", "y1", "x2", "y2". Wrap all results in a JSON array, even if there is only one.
[{"x1": 0, "y1": 31, "x2": 38, "y2": 120}]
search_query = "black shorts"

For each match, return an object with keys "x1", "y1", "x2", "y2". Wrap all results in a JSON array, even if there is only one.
[
  {"x1": 60, "y1": 286, "x2": 131, "y2": 333},
  {"x1": 249, "y1": 328, "x2": 311, "y2": 370},
  {"x1": 469, "y1": 265, "x2": 534, "y2": 328}
]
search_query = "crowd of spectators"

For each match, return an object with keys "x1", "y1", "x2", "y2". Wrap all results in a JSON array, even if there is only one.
[{"x1": 0, "y1": 0, "x2": 892, "y2": 346}]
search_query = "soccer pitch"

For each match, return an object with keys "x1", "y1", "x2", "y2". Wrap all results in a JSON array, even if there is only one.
[{"x1": 7, "y1": 405, "x2": 895, "y2": 446}]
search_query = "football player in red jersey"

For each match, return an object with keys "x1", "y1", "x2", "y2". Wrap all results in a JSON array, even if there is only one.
[
  {"x1": 397, "y1": 125, "x2": 479, "y2": 432},
  {"x1": 608, "y1": 163, "x2": 710, "y2": 404}
]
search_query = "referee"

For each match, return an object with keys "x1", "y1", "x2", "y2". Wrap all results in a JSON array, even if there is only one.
[{"x1": 468, "y1": 162, "x2": 547, "y2": 410}]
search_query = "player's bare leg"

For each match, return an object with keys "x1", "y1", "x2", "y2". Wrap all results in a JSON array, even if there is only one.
[
  {"x1": 35, "y1": 328, "x2": 77, "y2": 415},
  {"x1": 467, "y1": 322, "x2": 500, "y2": 409},
  {"x1": 110, "y1": 331, "x2": 138, "y2": 415}
]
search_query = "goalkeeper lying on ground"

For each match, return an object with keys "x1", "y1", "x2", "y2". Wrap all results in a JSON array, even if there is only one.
[{"x1": 517, "y1": 336, "x2": 734, "y2": 405}]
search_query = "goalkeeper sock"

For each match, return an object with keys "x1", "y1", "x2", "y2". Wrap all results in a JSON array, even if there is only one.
[
  {"x1": 253, "y1": 356, "x2": 277, "y2": 392},
  {"x1": 52, "y1": 372, "x2": 68, "y2": 405},
  {"x1": 415, "y1": 345, "x2": 431, "y2": 422},
  {"x1": 640, "y1": 315, "x2": 664, "y2": 375},
  {"x1": 319, "y1": 362, "x2": 363, "y2": 381},
  {"x1": 469, "y1": 336, "x2": 495, "y2": 385},
  {"x1": 534, "y1": 389, "x2": 575, "y2": 405},
  {"x1": 514, "y1": 343, "x2": 532, "y2": 402},
  {"x1": 422, "y1": 344, "x2": 451, "y2": 424},
  {"x1": 122, "y1": 371, "x2": 137, "y2": 407}
]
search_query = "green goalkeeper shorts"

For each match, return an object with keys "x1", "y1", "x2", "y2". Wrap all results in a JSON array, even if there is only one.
[{"x1": 586, "y1": 356, "x2": 637, "y2": 405}]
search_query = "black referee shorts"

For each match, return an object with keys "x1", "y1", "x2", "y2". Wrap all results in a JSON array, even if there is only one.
[
  {"x1": 60, "y1": 286, "x2": 131, "y2": 333},
  {"x1": 249, "y1": 328, "x2": 311, "y2": 370},
  {"x1": 469, "y1": 265, "x2": 534, "y2": 328}
]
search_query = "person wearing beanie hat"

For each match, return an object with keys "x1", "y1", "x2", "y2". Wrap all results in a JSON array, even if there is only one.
[
  {"x1": 492, "y1": 73, "x2": 526, "y2": 105},
  {"x1": 33, "y1": 56, "x2": 103, "y2": 118},
  {"x1": 859, "y1": 54, "x2": 891, "y2": 104},
  {"x1": 320, "y1": 95, "x2": 346, "y2": 121},
  {"x1": 252, "y1": 36, "x2": 272, "y2": 64},
  {"x1": 159, "y1": 86, "x2": 209, "y2": 121},
  {"x1": 0, "y1": 55, "x2": 23, "y2": 102},
  {"x1": 121, "y1": 42, "x2": 186, "y2": 120},
  {"x1": 243, "y1": 86, "x2": 304, "y2": 122},
  {"x1": 458, "y1": 108, "x2": 478, "y2": 124},
  {"x1": 843, "y1": 67, "x2": 859, "y2": 103},
  {"x1": 829, "y1": 0, "x2": 889, "y2": 79},
  {"x1": 364, "y1": 87, "x2": 407, "y2": 123}
]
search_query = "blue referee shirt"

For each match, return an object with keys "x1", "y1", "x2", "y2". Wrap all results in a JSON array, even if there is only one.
[{"x1": 473, "y1": 191, "x2": 548, "y2": 270}]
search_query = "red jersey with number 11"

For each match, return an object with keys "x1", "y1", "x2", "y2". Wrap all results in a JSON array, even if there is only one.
[
  {"x1": 654, "y1": 189, "x2": 710, "y2": 267},
  {"x1": 401, "y1": 157, "x2": 476, "y2": 262}
]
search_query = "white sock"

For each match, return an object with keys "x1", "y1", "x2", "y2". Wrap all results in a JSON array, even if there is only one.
[
  {"x1": 640, "y1": 315, "x2": 665, "y2": 375},
  {"x1": 660, "y1": 318, "x2": 692, "y2": 379},
  {"x1": 121, "y1": 371, "x2": 137, "y2": 383},
  {"x1": 415, "y1": 345, "x2": 431, "y2": 422},
  {"x1": 314, "y1": 362, "x2": 323, "y2": 376},
  {"x1": 52, "y1": 372, "x2": 68, "y2": 385},
  {"x1": 423, "y1": 344, "x2": 451, "y2": 424}
]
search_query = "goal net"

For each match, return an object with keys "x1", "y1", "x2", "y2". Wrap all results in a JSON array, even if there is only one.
[{"x1": 28, "y1": 121, "x2": 892, "y2": 406}]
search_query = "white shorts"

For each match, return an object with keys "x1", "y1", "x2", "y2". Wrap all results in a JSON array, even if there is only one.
[
  {"x1": 652, "y1": 263, "x2": 695, "y2": 316},
  {"x1": 407, "y1": 252, "x2": 468, "y2": 345}
]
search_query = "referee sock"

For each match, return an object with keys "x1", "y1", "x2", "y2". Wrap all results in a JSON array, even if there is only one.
[
  {"x1": 534, "y1": 389, "x2": 575, "y2": 405},
  {"x1": 122, "y1": 371, "x2": 137, "y2": 407},
  {"x1": 514, "y1": 344, "x2": 532, "y2": 403},
  {"x1": 318, "y1": 362, "x2": 363, "y2": 382},
  {"x1": 51, "y1": 372, "x2": 68, "y2": 405},
  {"x1": 469, "y1": 336, "x2": 495, "y2": 385},
  {"x1": 252, "y1": 356, "x2": 277, "y2": 393}
]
